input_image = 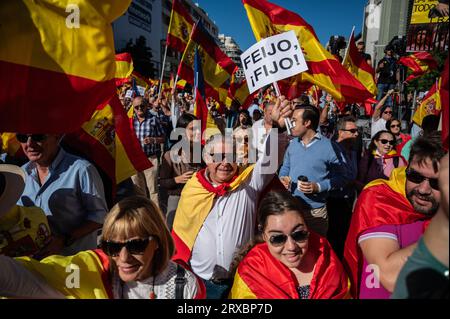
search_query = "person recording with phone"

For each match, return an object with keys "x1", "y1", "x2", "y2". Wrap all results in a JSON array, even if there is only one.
[{"x1": 376, "y1": 45, "x2": 399, "y2": 107}]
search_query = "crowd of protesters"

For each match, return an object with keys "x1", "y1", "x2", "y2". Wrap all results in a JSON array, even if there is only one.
[{"x1": 0, "y1": 41, "x2": 448, "y2": 300}]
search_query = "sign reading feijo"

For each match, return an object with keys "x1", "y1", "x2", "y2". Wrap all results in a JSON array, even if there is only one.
[{"x1": 241, "y1": 30, "x2": 308, "y2": 94}]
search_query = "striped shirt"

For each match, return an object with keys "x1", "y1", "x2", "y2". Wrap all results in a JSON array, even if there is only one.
[{"x1": 133, "y1": 111, "x2": 165, "y2": 157}]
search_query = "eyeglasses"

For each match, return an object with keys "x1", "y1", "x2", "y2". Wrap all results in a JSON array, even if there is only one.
[
  {"x1": 208, "y1": 152, "x2": 236, "y2": 163},
  {"x1": 342, "y1": 128, "x2": 358, "y2": 134},
  {"x1": 406, "y1": 168, "x2": 439, "y2": 190},
  {"x1": 379, "y1": 139, "x2": 395, "y2": 146},
  {"x1": 383, "y1": 111, "x2": 393, "y2": 115},
  {"x1": 101, "y1": 236, "x2": 154, "y2": 257},
  {"x1": 390, "y1": 124, "x2": 401, "y2": 128},
  {"x1": 269, "y1": 230, "x2": 310, "y2": 247},
  {"x1": 134, "y1": 104, "x2": 147, "y2": 110},
  {"x1": 16, "y1": 134, "x2": 47, "y2": 143}
]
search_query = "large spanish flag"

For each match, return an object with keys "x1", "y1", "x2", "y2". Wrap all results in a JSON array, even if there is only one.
[
  {"x1": 0, "y1": 0, "x2": 131, "y2": 133},
  {"x1": 398, "y1": 52, "x2": 438, "y2": 83},
  {"x1": 166, "y1": 0, "x2": 195, "y2": 53},
  {"x1": 412, "y1": 78, "x2": 442, "y2": 127},
  {"x1": 229, "y1": 237, "x2": 350, "y2": 299},
  {"x1": 115, "y1": 53, "x2": 134, "y2": 87},
  {"x1": 343, "y1": 167, "x2": 430, "y2": 298},
  {"x1": 178, "y1": 21, "x2": 237, "y2": 110},
  {"x1": 343, "y1": 30, "x2": 377, "y2": 97},
  {"x1": 64, "y1": 95, "x2": 152, "y2": 185},
  {"x1": 242, "y1": 0, "x2": 374, "y2": 103}
]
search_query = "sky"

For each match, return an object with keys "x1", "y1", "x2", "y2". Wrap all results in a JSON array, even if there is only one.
[{"x1": 195, "y1": 0, "x2": 367, "y2": 51}]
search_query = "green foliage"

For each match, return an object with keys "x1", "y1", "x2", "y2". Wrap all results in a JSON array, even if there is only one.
[{"x1": 405, "y1": 50, "x2": 448, "y2": 93}]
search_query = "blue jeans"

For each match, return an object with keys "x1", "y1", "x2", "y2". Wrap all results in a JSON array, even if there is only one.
[
  {"x1": 376, "y1": 83, "x2": 396, "y2": 106},
  {"x1": 202, "y1": 279, "x2": 231, "y2": 299}
]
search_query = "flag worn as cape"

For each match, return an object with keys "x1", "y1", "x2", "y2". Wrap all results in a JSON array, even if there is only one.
[
  {"x1": 343, "y1": 167, "x2": 431, "y2": 298},
  {"x1": 229, "y1": 235, "x2": 351, "y2": 299},
  {"x1": 0, "y1": 0, "x2": 131, "y2": 133},
  {"x1": 115, "y1": 53, "x2": 134, "y2": 87},
  {"x1": 242, "y1": 0, "x2": 374, "y2": 103},
  {"x1": 172, "y1": 166, "x2": 255, "y2": 267},
  {"x1": 166, "y1": 0, "x2": 195, "y2": 53},
  {"x1": 64, "y1": 95, "x2": 151, "y2": 185},
  {"x1": 398, "y1": 52, "x2": 438, "y2": 83}
]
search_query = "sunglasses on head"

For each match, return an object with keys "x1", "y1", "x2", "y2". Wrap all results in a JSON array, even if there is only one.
[
  {"x1": 16, "y1": 134, "x2": 47, "y2": 143},
  {"x1": 406, "y1": 168, "x2": 439, "y2": 190},
  {"x1": 101, "y1": 236, "x2": 154, "y2": 257},
  {"x1": 379, "y1": 139, "x2": 395, "y2": 146},
  {"x1": 342, "y1": 128, "x2": 358, "y2": 134},
  {"x1": 269, "y1": 230, "x2": 310, "y2": 247}
]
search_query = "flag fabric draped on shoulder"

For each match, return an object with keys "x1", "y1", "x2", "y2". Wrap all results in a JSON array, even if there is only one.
[
  {"x1": 166, "y1": 0, "x2": 195, "y2": 53},
  {"x1": 242, "y1": 0, "x2": 374, "y2": 103},
  {"x1": 178, "y1": 21, "x2": 237, "y2": 109},
  {"x1": 343, "y1": 30, "x2": 377, "y2": 97},
  {"x1": 398, "y1": 52, "x2": 438, "y2": 83},
  {"x1": 343, "y1": 167, "x2": 428, "y2": 298},
  {"x1": 64, "y1": 95, "x2": 152, "y2": 186},
  {"x1": 229, "y1": 235, "x2": 350, "y2": 299},
  {"x1": 0, "y1": 0, "x2": 131, "y2": 133},
  {"x1": 115, "y1": 53, "x2": 134, "y2": 86}
]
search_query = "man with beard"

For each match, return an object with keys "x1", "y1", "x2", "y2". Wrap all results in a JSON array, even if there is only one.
[{"x1": 343, "y1": 132, "x2": 445, "y2": 298}]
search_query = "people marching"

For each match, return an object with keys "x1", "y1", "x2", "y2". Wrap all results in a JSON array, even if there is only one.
[{"x1": 0, "y1": 0, "x2": 448, "y2": 301}]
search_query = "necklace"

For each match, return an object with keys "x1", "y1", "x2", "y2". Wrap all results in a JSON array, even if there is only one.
[{"x1": 119, "y1": 275, "x2": 157, "y2": 299}]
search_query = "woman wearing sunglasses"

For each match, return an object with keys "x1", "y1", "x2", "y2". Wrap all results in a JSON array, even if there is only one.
[
  {"x1": 356, "y1": 130, "x2": 407, "y2": 190},
  {"x1": 0, "y1": 196, "x2": 205, "y2": 299},
  {"x1": 228, "y1": 191, "x2": 350, "y2": 299},
  {"x1": 386, "y1": 118, "x2": 411, "y2": 155}
]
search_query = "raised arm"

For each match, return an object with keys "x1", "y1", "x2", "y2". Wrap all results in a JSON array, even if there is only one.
[{"x1": 372, "y1": 89, "x2": 394, "y2": 121}]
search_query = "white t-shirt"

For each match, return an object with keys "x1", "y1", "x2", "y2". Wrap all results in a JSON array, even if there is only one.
[{"x1": 371, "y1": 117, "x2": 387, "y2": 137}]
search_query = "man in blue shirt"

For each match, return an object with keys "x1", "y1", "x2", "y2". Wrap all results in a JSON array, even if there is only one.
[
  {"x1": 279, "y1": 104, "x2": 348, "y2": 237},
  {"x1": 16, "y1": 133, "x2": 108, "y2": 258},
  {"x1": 131, "y1": 96, "x2": 166, "y2": 208}
]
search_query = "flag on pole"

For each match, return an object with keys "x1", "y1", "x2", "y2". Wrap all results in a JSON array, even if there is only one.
[
  {"x1": 412, "y1": 78, "x2": 441, "y2": 127},
  {"x1": 166, "y1": 0, "x2": 195, "y2": 53},
  {"x1": 0, "y1": 0, "x2": 131, "y2": 133},
  {"x1": 64, "y1": 95, "x2": 152, "y2": 185},
  {"x1": 178, "y1": 21, "x2": 237, "y2": 110},
  {"x1": 398, "y1": 52, "x2": 438, "y2": 83},
  {"x1": 343, "y1": 30, "x2": 377, "y2": 97},
  {"x1": 115, "y1": 53, "x2": 134, "y2": 86},
  {"x1": 242, "y1": 0, "x2": 374, "y2": 103}
]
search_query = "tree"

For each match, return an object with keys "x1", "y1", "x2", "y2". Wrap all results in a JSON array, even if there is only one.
[
  {"x1": 118, "y1": 36, "x2": 156, "y2": 78},
  {"x1": 406, "y1": 50, "x2": 449, "y2": 93}
]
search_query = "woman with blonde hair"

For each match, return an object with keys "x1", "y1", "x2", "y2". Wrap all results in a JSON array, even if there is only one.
[{"x1": 0, "y1": 196, "x2": 205, "y2": 299}]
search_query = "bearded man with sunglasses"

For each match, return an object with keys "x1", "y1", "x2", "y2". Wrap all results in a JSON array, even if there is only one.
[
  {"x1": 16, "y1": 133, "x2": 108, "y2": 258},
  {"x1": 343, "y1": 132, "x2": 446, "y2": 298}
]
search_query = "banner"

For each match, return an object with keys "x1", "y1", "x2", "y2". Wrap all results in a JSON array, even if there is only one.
[{"x1": 241, "y1": 31, "x2": 308, "y2": 94}]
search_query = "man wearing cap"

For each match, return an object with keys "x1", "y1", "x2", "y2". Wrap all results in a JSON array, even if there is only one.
[{"x1": 16, "y1": 133, "x2": 108, "y2": 258}]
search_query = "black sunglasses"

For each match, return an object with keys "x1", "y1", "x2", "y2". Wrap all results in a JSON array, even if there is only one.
[
  {"x1": 406, "y1": 168, "x2": 439, "y2": 190},
  {"x1": 134, "y1": 104, "x2": 147, "y2": 110},
  {"x1": 390, "y1": 124, "x2": 401, "y2": 128},
  {"x1": 342, "y1": 128, "x2": 358, "y2": 134},
  {"x1": 383, "y1": 111, "x2": 393, "y2": 114},
  {"x1": 269, "y1": 230, "x2": 310, "y2": 247},
  {"x1": 16, "y1": 134, "x2": 47, "y2": 143},
  {"x1": 379, "y1": 139, "x2": 395, "y2": 146},
  {"x1": 101, "y1": 236, "x2": 154, "y2": 257}
]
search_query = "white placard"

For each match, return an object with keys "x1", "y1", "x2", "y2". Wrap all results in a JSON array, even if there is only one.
[
  {"x1": 137, "y1": 85, "x2": 146, "y2": 97},
  {"x1": 125, "y1": 90, "x2": 133, "y2": 99},
  {"x1": 241, "y1": 30, "x2": 308, "y2": 94}
]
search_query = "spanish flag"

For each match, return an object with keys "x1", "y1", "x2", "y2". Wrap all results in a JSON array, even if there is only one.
[
  {"x1": 115, "y1": 53, "x2": 134, "y2": 87},
  {"x1": 166, "y1": 0, "x2": 195, "y2": 53},
  {"x1": 0, "y1": 0, "x2": 131, "y2": 133},
  {"x1": 398, "y1": 52, "x2": 438, "y2": 83},
  {"x1": 343, "y1": 167, "x2": 430, "y2": 298},
  {"x1": 229, "y1": 236, "x2": 350, "y2": 299},
  {"x1": 176, "y1": 79, "x2": 187, "y2": 90},
  {"x1": 131, "y1": 71, "x2": 151, "y2": 90},
  {"x1": 177, "y1": 21, "x2": 237, "y2": 110},
  {"x1": 441, "y1": 58, "x2": 449, "y2": 150},
  {"x1": 242, "y1": 0, "x2": 374, "y2": 103},
  {"x1": 412, "y1": 78, "x2": 442, "y2": 127},
  {"x1": 64, "y1": 95, "x2": 152, "y2": 185},
  {"x1": 343, "y1": 30, "x2": 377, "y2": 97},
  {"x1": 229, "y1": 69, "x2": 256, "y2": 109},
  {"x1": 0, "y1": 132, "x2": 25, "y2": 159}
]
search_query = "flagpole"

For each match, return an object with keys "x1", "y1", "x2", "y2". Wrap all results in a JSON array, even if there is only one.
[
  {"x1": 158, "y1": 44, "x2": 169, "y2": 100},
  {"x1": 342, "y1": 26, "x2": 355, "y2": 66}
]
